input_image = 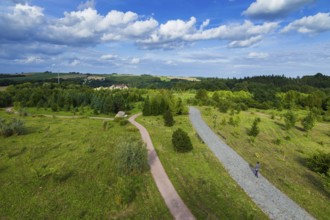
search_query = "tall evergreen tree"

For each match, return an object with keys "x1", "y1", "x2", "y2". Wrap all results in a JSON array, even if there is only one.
[
  {"x1": 163, "y1": 109, "x2": 175, "y2": 127},
  {"x1": 142, "y1": 96, "x2": 151, "y2": 116}
]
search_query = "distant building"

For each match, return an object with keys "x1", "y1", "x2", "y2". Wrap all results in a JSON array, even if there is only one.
[
  {"x1": 110, "y1": 84, "x2": 128, "y2": 90},
  {"x1": 94, "y1": 84, "x2": 129, "y2": 91},
  {"x1": 115, "y1": 111, "x2": 127, "y2": 118},
  {"x1": 87, "y1": 76, "x2": 105, "y2": 81}
]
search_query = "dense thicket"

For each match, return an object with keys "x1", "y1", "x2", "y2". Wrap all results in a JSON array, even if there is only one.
[
  {"x1": 0, "y1": 83, "x2": 144, "y2": 114},
  {"x1": 142, "y1": 90, "x2": 188, "y2": 116}
]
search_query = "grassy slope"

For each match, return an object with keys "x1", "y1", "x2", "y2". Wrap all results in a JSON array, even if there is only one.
[
  {"x1": 138, "y1": 115, "x2": 268, "y2": 220},
  {"x1": 0, "y1": 110, "x2": 171, "y2": 219},
  {"x1": 199, "y1": 106, "x2": 330, "y2": 220}
]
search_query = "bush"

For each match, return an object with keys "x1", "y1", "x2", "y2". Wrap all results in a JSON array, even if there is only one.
[
  {"x1": 248, "y1": 117, "x2": 261, "y2": 137},
  {"x1": 307, "y1": 152, "x2": 330, "y2": 175},
  {"x1": 116, "y1": 141, "x2": 149, "y2": 175},
  {"x1": 284, "y1": 111, "x2": 297, "y2": 130},
  {"x1": 0, "y1": 118, "x2": 25, "y2": 137},
  {"x1": 172, "y1": 128, "x2": 193, "y2": 152},
  {"x1": 163, "y1": 109, "x2": 175, "y2": 127},
  {"x1": 119, "y1": 119, "x2": 129, "y2": 126},
  {"x1": 301, "y1": 112, "x2": 316, "y2": 132}
]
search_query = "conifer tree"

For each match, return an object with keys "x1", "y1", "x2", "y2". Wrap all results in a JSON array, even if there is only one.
[
  {"x1": 248, "y1": 117, "x2": 261, "y2": 137},
  {"x1": 172, "y1": 128, "x2": 193, "y2": 152},
  {"x1": 163, "y1": 109, "x2": 175, "y2": 126},
  {"x1": 142, "y1": 96, "x2": 151, "y2": 116}
]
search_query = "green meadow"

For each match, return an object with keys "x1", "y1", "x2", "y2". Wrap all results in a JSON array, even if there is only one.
[
  {"x1": 0, "y1": 109, "x2": 171, "y2": 219},
  {"x1": 199, "y1": 106, "x2": 330, "y2": 220},
  {"x1": 137, "y1": 114, "x2": 268, "y2": 219}
]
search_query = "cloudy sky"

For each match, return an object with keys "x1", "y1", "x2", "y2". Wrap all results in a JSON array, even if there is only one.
[{"x1": 1, "y1": 0, "x2": 330, "y2": 77}]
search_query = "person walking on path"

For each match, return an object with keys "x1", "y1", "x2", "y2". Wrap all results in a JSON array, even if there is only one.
[{"x1": 254, "y1": 162, "x2": 260, "y2": 178}]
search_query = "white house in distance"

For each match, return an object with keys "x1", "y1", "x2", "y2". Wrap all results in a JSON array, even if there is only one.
[
  {"x1": 109, "y1": 84, "x2": 128, "y2": 90},
  {"x1": 94, "y1": 84, "x2": 129, "y2": 91}
]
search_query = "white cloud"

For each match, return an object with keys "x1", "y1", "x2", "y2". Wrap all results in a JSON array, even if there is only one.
[
  {"x1": 15, "y1": 56, "x2": 43, "y2": 64},
  {"x1": 247, "y1": 52, "x2": 269, "y2": 59},
  {"x1": 78, "y1": 0, "x2": 95, "y2": 10},
  {"x1": 281, "y1": 13, "x2": 330, "y2": 34},
  {"x1": 0, "y1": 3, "x2": 45, "y2": 40},
  {"x1": 243, "y1": 0, "x2": 314, "y2": 19},
  {"x1": 229, "y1": 36, "x2": 263, "y2": 48},
  {"x1": 100, "y1": 54, "x2": 118, "y2": 60},
  {"x1": 69, "y1": 59, "x2": 80, "y2": 66},
  {"x1": 139, "y1": 19, "x2": 278, "y2": 49},
  {"x1": 122, "y1": 19, "x2": 158, "y2": 38},
  {"x1": 0, "y1": 3, "x2": 279, "y2": 51},
  {"x1": 130, "y1": 58, "x2": 140, "y2": 64}
]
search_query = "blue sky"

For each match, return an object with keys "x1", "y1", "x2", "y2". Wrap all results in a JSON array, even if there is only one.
[{"x1": 1, "y1": 0, "x2": 330, "y2": 77}]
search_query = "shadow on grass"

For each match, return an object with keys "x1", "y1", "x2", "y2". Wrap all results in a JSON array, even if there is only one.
[
  {"x1": 295, "y1": 156, "x2": 330, "y2": 200},
  {"x1": 304, "y1": 173, "x2": 330, "y2": 200},
  {"x1": 0, "y1": 165, "x2": 9, "y2": 173},
  {"x1": 274, "y1": 121, "x2": 286, "y2": 130}
]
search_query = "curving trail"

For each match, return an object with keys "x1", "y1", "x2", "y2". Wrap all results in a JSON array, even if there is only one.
[
  {"x1": 189, "y1": 107, "x2": 314, "y2": 220},
  {"x1": 129, "y1": 113, "x2": 195, "y2": 220}
]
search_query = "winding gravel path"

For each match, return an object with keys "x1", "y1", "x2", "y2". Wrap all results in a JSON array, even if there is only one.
[
  {"x1": 129, "y1": 113, "x2": 195, "y2": 220},
  {"x1": 189, "y1": 107, "x2": 315, "y2": 220}
]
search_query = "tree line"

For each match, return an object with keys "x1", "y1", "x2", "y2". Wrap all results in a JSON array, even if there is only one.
[{"x1": 0, "y1": 82, "x2": 144, "y2": 115}]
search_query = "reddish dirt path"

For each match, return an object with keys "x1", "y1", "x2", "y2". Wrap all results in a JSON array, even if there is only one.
[{"x1": 129, "y1": 113, "x2": 195, "y2": 220}]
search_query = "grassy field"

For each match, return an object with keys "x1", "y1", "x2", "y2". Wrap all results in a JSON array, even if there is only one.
[
  {"x1": 138, "y1": 115, "x2": 268, "y2": 219},
  {"x1": 21, "y1": 107, "x2": 115, "y2": 118},
  {"x1": 0, "y1": 109, "x2": 171, "y2": 219},
  {"x1": 199, "y1": 106, "x2": 330, "y2": 220}
]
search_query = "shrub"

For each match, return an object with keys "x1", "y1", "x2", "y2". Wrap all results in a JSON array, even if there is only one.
[
  {"x1": 301, "y1": 112, "x2": 316, "y2": 132},
  {"x1": 119, "y1": 119, "x2": 129, "y2": 126},
  {"x1": 284, "y1": 111, "x2": 297, "y2": 130},
  {"x1": 0, "y1": 118, "x2": 25, "y2": 137},
  {"x1": 102, "y1": 121, "x2": 108, "y2": 130},
  {"x1": 307, "y1": 152, "x2": 330, "y2": 175},
  {"x1": 172, "y1": 128, "x2": 193, "y2": 152},
  {"x1": 228, "y1": 116, "x2": 240, "y2": 127},
  {"x1": 248, "y1": 117, "x2": 261, "y2": 137},
  {"x1": 273, "y1": 138, "x2": 282, "y2": 145},
  {"x1": 116, "y1": 141, "x2": 149, "y2": 175},
  {"x1": 163, "y1": 109, "x2": 175, "y2": 127}
]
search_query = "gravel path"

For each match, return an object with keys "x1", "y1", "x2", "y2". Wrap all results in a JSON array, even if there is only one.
[
  {"x1": 129, "y1": 113, "x2": 195, "y2": 220},
  {"x1": 189, "y1": 107, "x2": 315, "y2": 220}
]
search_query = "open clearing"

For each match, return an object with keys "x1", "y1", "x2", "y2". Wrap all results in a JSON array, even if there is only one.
[{"x1": 0, "y1": 110, "x2": 171, "y2": 219}]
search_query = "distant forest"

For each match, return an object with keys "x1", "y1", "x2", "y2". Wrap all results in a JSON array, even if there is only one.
[
  {"x1": 0, "y1": 72, "x2": 329, "y2": 120},
  {"x1": 0, "y1": 72, "x2": 329, "y2": 92}
]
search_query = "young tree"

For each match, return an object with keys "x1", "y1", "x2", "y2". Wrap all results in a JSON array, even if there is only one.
[
  {"x1": 284, "y1": 111, "x2": 297, "y2": 130},
  {"x1": 172, "y1": 128, "x2": 193, "y2": 152},
  {"x1": 301, "y1": 112, "x2": 316, "y2": 132},
  {"x1": 307, "y1": 152, "x2": 330, "y2": 175},
  {"x1": 195, "y1": 89, "x2": 208, "y2": 104},
  {"x1": 248, "y1": 117, "x2": 261, "y2": 137},
  {"x1": 142, "y1": 96, "x2": 151, "y2": 116},
  {"x1": 163, "y1": 109, "x2": 175, "y2": 127}
]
